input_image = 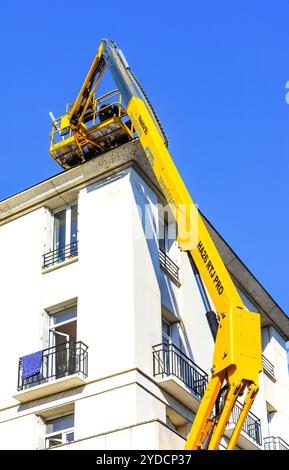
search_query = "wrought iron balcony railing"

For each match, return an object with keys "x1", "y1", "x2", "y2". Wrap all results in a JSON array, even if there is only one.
[
  {"x1": 264, "y1": 436, "x2": 289, "y2": 450},
  {"x1": 159, "y1": 248, "x2": 180, "y2": 283},
  {"x1": 153, "y1": 342, "x2": 208, "y2": 400},
  {"x1": 42, "y1": 241, "x2": 78, "y2": 269},
  {"x1": 17, "y1": 340, "x2": 88, "y2": 391},
  {"x1": 228, "y1": 401, "x2": 262, "y2": 446},
  {"x1": 153, "y1": 343, "x2": 262, "y2": 446},
  {"x1": 262, "y1": 354, "x2": 275, "y2": 380}
]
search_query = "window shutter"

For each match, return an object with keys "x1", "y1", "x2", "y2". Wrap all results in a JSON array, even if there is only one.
[
  {"x1": 44, "y1": 208, "x2": 53, "y2": 253},
  {"x1": 40, "y1": 310, "x2": 50, "y2": 350}
]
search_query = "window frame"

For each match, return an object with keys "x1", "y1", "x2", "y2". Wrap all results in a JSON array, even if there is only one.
[
  {"x1": 162, "y1": 318, "x2": 172, "y2": 344},
  {"x1": 48, "y1": 304, "x2": 77, "y2": 349},
  {"x1": 53, "y1": 201, "x2": 78, "y2": 251},
  {"x1": 158, "y1": 208, "x2": 177, "y2": 257},
  {"x1": 44, "y1": 412, "x2": 75, "y2": 449},
  {"x1": 159, "y1": 216, "x2": 168, "y2": 253}
]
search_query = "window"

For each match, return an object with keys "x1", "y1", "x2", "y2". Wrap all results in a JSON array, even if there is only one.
[
  {"x1": 49, "y1": 305, "x2": 77, "y2": 379},
  {"x1": 159, "y1": 217, "x2": 168, "y2": 253},
  {"x1": 158, "y1": 208, "x2": 180, "y2": 283},
  {"x1": 266, "y1": 401, "x2": 277, "y2": 424},
  {"x1": 49, "y1": 305, "x2": 77, "y2": 345},
  {"x1": 162, "y1": 319, "x2": 172, "y2": 374},
  {"x1": 53, "y1": 203, "x2": 78, "y2": 260},
  {"x1": 43, "y1": 202, "x2": 78, "y2": 268},
  {"x1": 267, "y1": 411, "x2": 275, "y2": 424},
  {"x1": 17, "y1": 303, "x2": 88, "y2": 392},
  {"x1": 161, "y1": 318, "x2": 190, "y2": 385},
  {"x1": 162, "y1": 319, "x2": 172, "y2": 345},
  {"x1": 45, "y1": 413, "x2": 75, "y2": 448},
  {"x1": 159, "y1": 213, "x2": 176, "y2": 256}
]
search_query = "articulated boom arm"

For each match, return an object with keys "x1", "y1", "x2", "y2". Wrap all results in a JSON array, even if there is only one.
[
  {"x1": 69, "y1": 45, "x2": 106, "y2": 128},
  {"x1": 52, "y1": 39, "x2": 262, "y2": 450}
]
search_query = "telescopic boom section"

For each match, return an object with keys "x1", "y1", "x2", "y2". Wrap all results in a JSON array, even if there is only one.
[{"x1": 50, "y1": 39, "x2": 262, "y2": 450}]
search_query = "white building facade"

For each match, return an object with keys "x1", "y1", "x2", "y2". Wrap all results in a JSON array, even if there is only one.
[{"x1": 0, "y1": 140, "x2": 288, "y2": 450}]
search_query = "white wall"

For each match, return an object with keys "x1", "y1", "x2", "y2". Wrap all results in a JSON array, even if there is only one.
[
  {"x1": 262, "y1": 326, "x2": 289, "y2": 443},
  {"x1": 77, "y1": 170, "x2": 136, "y2": 380},
  {"x1": 130, "y1": 170, "x2": 162, "y2": 375},
  {"x1": 75, "y1": 383, "x2": 165, "y2": 441},
  {"x1": 0, "y1": 209, "x2": 44, "y2": 409},
  {"x1": 0, "y1": 413, "x2": 42, "y2": 450},
  {"x1": 58, "y1": 421, "x2": 185, "y2": 450}
]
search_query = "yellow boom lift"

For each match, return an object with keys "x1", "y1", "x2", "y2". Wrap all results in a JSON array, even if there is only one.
[{"x1": 49, "y1": 39, "x2": 262, "y2": 450}]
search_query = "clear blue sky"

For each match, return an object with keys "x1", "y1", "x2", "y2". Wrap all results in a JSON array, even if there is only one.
[{"x1": 0, "y1": 1, "x2": 288, "y2": 315}]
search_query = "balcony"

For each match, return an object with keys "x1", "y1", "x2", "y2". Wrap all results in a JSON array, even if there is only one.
[
  {"x1": 159, "y1": 248, "x2": 180, "y2": 286},
  {"x1": 262, "y1": 354, "x2": 276, "y2": 382},
  {"x1": 14, "y1": 340, "x2": 88, "y2": 403},
  {"x1": 264, "y1": 436, "x2": 289, "y2": 450},
  {"x1": 153, "y1": 343, "x2": 208, "y2": 412},
  {"x1": 42, "y1": 241, "x2": 78, "y2": 270},
  {"x1": 153, "y1": 343, "x2": 262, "y2": 449},
  {"x1": 226, "y1": 401, "x2": 262, "y2": 449}
]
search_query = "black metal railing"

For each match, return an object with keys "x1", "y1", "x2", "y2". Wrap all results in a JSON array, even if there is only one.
[
  {"x1": 228, "y1": 401, "x2": 262, "y2": 445},
  {"x1": 153, "y1": 343, "x2": 208, "y2": 400},
  {"x1": 262, "y1": 354, "x2": 275, "y2": 380},
  {"x1": 17, "y1": 340, "x2": 88, "y2": 391},
  {"x1": 159, "y1": 248, "x2": 180, "y2": 283},
  {"x1": 264, "y1": 436, "x2": 289, "y2": 450},
  {"x1": 42, "y1": 241, "x2": 78, "y2": 269}
]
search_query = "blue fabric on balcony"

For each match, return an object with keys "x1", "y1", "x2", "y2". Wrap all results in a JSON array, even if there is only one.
[{"x1": 21, "y1": 351, "x2": 43, "y2": 379}]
